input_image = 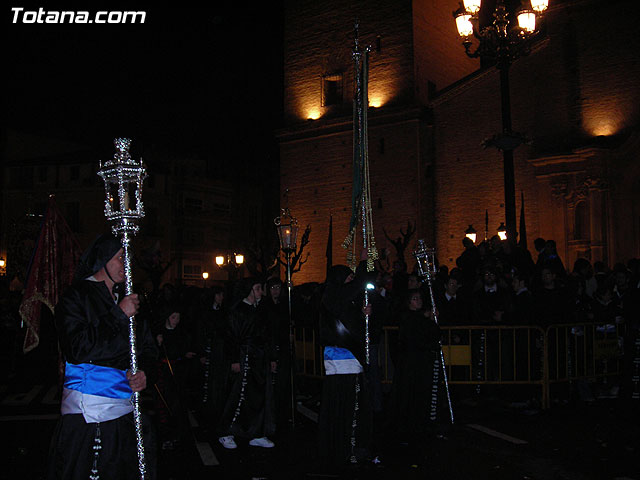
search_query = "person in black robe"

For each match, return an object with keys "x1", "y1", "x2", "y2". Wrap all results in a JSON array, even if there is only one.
[
  {"x1": 47, "y1": 233, "x2": 157, "y2": 480},
  {"x1": 154, "y1": 306, "x2": 194, "y2": 450},
  {"x1": 262, "y1": 277, "x2": 294, "y2": 429},
  {"x1": 318, "y1": 263, "x2": 373, "y2": 468},
  {"x1": 196, "y1": 286, "x2": 228, "y2": 432},
  {"x1": 391, "y1": 289, "x2": 441, "y2": 443},
  {"x1": 217, "y1": 278, "x2": 276, "y2": 449}
]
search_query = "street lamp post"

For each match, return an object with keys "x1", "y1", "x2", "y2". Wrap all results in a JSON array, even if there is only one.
[
  {"x1": 274, "y1": 207, "x2": 299, "y2": 428},
  {"x1": 215, "y1": 252, "x2": 244, "y2": 283},
  {"x1": 454, "y1": 0, "x2": 549, "y2": 244}
]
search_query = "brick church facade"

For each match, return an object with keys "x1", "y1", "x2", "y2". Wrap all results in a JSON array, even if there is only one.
[{"x1": 278, "y1": 0, "x2": 640, "y2": 283}]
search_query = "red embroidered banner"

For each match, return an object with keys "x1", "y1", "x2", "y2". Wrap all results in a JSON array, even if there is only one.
[{"x1": 19, "y1": 196, "x2": 82, "y2": 353}]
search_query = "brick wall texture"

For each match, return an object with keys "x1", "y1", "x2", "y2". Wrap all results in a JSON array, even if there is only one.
[{"x1": 281, "y1": 0, "x2": 640, "y2": 283}]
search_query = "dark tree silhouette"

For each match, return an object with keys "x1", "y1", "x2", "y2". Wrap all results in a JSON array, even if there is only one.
[
  {"x1": 383, "y1": 220, "x2": 416, "y2": 267},
  {"x1": 135, "y1": 243, "x2": 174, "y2": 294}
]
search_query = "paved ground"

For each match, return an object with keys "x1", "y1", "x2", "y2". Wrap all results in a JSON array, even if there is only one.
[
  {"x1": 2, "y1": 380, "x2": 638, "y2": 479},
  {"x1": 1, "y1": 347, "x2": 638, "y2": 479}
]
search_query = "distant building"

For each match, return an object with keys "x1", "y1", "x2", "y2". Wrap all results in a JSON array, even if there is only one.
[
  {"x1": 0, "y1": 131, "x2": 269, "y2": 290},
  {"x1": 278, "y1": 0, "x2": 640, "y2": 283}
]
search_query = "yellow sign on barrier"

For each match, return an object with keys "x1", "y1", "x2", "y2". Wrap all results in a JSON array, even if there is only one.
[{"x1": 443, "y1": 345, "x2": 472, "y2": 366}]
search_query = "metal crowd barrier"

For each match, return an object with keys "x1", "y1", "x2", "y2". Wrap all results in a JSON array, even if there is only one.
[
  {"x1": 293, "y1": 322, "x2": 625, "y2": 410},
  {"x1": 544, "y1": 322, "x2": 624, "y2": 406}
]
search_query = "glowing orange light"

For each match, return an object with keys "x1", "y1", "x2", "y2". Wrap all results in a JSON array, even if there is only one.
[
  {"x1": 369, "y1": 97, "x2": 383, "y2": 108},
  {"x1": 307, "y1": 109, "x2": 321, "y2": 120}
]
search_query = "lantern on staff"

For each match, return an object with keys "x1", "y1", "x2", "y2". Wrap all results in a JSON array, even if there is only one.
[
  {"x1": 275, "y1": 207, "x2": 299, "y2": 254},
  {"x1": 98, "y1": 138, "x2": 147, "y2": 235},
  {"x1": 414, "y1": 239, "x2": 437, "y2": 280}
]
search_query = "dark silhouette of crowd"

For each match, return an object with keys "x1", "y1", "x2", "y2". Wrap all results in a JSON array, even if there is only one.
[
  {"x1": 64, "y1": 235, "x2": 638, "y2": 474},
  {"x1": 1, "y1": 227, "x2": 638, "y2": 479}
]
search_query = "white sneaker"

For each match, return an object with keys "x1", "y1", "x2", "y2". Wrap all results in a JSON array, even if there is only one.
[
  {"x1": 218, "y1": 435, "x2": 237, "y2": 449},
  {"x1": 249, "y1": 437, "x2": 275, "y2": 448}
]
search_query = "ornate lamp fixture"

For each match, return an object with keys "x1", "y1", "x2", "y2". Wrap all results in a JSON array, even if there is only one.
[
  {"x1": 454, "y1": 0, "x2": 548, "y2": 67},
  {"x1": 98, "y1": 138, "x2": 146, "y2": 235},
  {"x1": 275, "y1": 207, "x2": 299, "y2": 254},
  {"x1": 215, "y1": 253, "x2": 244, "y2": 268}
]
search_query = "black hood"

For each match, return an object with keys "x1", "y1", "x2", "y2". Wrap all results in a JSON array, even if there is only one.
[{"x1": 74, "y1": 233, "x2": 122, "y2": 283}]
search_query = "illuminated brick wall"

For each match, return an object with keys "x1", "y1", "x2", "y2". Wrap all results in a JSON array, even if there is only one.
[
  {"x1": 280, "y1": 0, "x2": 475, "y2": 283},
  {"x1": 279, "y1": 110, "x2": 430, "y2": 283},
  {"x1": 281, "y1": 0, "x2": 640, "y2": 281},
  {"x1": 284, "y1": 0, "x2": 415, "y2": 123}
]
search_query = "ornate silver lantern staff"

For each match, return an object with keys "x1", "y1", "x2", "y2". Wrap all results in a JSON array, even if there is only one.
[
  {"x1": 274, "y1": 206, "x2": 299, "y2": 428},
  {"x1": 98, "y1": 138, "x2": 147, "y2": 479},
  {"x1": 413, "y1": 239, "x2": 454, "y2": 424}
]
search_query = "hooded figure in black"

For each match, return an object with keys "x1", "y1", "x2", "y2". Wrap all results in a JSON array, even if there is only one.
[
  {"x1": 196, "y1": 285, "x2": 228, "y2": 430},
  {"x1": 47, "y1": 233, "x2": 157, "y2": 480},
  {"x1": 217, "y1": 277, "x2": 277, "y2": 449},
  {"x1": 262, "y1": 277, "x2": 293, "y2": 428},
  {"x1": 318, "y1": 263, "x2": 373, "y2": 468},
  {"x1": 391, "y1": 288, "x2": 442, "y2": 442}
]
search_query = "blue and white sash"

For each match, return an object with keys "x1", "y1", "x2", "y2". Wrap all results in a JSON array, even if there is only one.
[
  {"x1": 324, "y1": 346, "x2": 363, "y2": 375},
  {"x1": 61, "y1": 362, "x2": 133, "y2": 423}
]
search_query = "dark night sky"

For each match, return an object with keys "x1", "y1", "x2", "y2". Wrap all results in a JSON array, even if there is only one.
[{"x1": 4, "y1": 4, "x2": 284, "y2": 167}]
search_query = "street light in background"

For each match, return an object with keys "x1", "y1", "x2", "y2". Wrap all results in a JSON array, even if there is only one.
[
  {"x1": 0, "y1": 257, "x2": 6, "y2": 276},
  {"x1": 497, "y1": 222, "x2": 508, "y2": 241},
  {"x1": 215, "y1": 252, "x2": 244, "y2": 282},
  {"x1": 465, "y1": 224, "x2": 477, "y2": 244},
  {"x1": 202, "y1": 271, "x2": 209, "y2": 287},
  {"x1": 274, "y1": 207, "x2": 299, "y2": 428},
  {"x1": 454, "y1": 0, "x2": 549, "y2": 244}
]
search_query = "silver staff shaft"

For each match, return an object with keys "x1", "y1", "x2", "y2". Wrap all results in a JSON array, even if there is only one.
[
  {"x1": 364, "y1": 288, "x2": 370, "y2": 365},
  {"x1": 424, "y1": 272, "x2": 455, "y2": 425},
  {"x1": 122, "y1": 231, "x2": 146, "y2": 479}
]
